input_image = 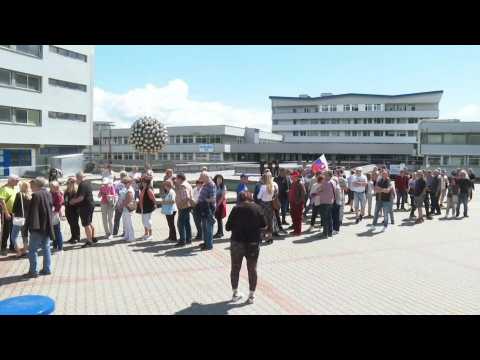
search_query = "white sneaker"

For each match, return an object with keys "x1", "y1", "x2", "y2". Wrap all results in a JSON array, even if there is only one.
[
  {"x1": 382, "y1": 226, "x2": 387, "y2": 232},
  {"x1": 247, "y1": 295, "x2": 255, "y2": 304},
  {"x1": 107, "y1": 235, "x2": 113, "y2": 240},
  {"x1": 143, "y1": 235, "x2": 149, "y2": 240},
  {"x1": 56, "y1": 250, "x2": 64, "y2": 255},
  {"x1": 232, "y1": 292, "x2": 244, "y2": 302},
  {"x1": 306, "y1": 226, "x2": 314, "y2": 232},
  {"x1": 146, "y1": 235, "x2": 153, "y2": 241}
]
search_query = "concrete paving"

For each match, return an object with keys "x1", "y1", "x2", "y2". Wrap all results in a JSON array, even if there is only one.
[{"x1": 0, "y1": 197, "x2": 479, "y2": 315}]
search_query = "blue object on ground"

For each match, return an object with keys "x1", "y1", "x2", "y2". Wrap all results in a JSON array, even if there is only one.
[{"x1": 0, "y1": 295, "x2": 55, "y2": 315}]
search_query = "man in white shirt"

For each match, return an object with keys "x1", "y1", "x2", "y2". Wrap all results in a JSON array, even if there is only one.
[
  {"x1": 351, "y1": 167, "x2": 368, "y2": 223},
  {"x1": 346, "y1": 170, "x2": 355, "y2": 212}
]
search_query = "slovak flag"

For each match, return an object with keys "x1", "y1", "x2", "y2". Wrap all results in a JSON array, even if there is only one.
[{"x1": 311, "y1": 154, "x2": 329, "y2": 174}]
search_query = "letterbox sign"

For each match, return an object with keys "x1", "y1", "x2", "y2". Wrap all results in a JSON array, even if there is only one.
[{"x1": 199, "y1": 144, "x2": 214, "y2": 153}]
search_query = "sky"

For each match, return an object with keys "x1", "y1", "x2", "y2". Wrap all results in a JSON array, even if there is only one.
[{"x1": 94, "y1": 45, "x2": 480, "y2": 130}]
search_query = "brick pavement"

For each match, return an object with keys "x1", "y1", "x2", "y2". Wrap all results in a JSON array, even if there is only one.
[{"x1": 1, "y1": 197, "x2": 480, "y2": 315}]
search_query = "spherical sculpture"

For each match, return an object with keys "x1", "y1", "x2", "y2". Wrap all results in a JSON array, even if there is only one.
[{"x1": 129, "y1": 116, "x2": 168, "y2": 155}]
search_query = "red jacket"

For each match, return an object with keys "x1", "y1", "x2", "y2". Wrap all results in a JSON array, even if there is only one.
[{"x1": 395, "y1": 176, "x2": 409, "y2": 192}]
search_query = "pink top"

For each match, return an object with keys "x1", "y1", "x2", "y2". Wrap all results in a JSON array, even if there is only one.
[
  {"x1": 317, "y1": 180, "x2": 336, "y2": 205},
  {"x1": 51, "y1": 191, "x2": 64, "y2": 212},
  {"x1": 99, "y1": 184, "x2": 116, "y2": 204}
]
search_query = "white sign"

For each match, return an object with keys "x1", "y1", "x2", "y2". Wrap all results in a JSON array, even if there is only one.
[
  {"x1": 199, "y1": 144, "x2": 214, "y2": 153},
  {"x1": 224, "y1": 144, "x2": 231, "y2": 153}
]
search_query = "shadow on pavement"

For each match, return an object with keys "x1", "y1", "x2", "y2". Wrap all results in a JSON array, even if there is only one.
[
  {"x1": 156, "y1": 245, "x2": 199, "y2": 257},
  {"x1": 356, "y1": 228, "x2": 384, "y2": 237},
  {"x1": 0, "y1": 274, "x2": 28, "y2": 286},
  {"x1": 174, "y1": 300, "x2": 250, "y2": 315},
  {"x1": 293, "y1": 232, "x2": 326, "y2": 244}
]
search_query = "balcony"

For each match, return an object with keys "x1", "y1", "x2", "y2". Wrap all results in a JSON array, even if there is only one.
[
  {"x1": 281, "y1": 135, "x2": 417, "y2": 144},
  {"x1": 272, "y1": 123, "x2": 419, "y2": 132},
  {"x1": 272, "y1": 110, "x2": 438, "y2": 120}
]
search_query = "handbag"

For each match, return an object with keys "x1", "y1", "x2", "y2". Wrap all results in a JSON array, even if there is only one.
[
  {"x1": 12, "y1": 193, "x2": 25, "y2": 227},
  {"x1": 272, "y1": 188, "x2": 281, "y2": 211},
  {"x1": 52, "y1": 212, "x2": 60, "y2": 226}
]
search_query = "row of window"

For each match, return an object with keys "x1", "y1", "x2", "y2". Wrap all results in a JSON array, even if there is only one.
[
  {"x1": 49, "y1": 46, "x2": 88, "y2": 62},
  {"x1": 274, "y1": 118, "x2": 419, "y2": 126},
  {"x1": 49, "y1": 78, "x2": 87, "y2": 92},
  {"x1": 98, "y1": 152, "x2": 222, "y2": 161},
  {"x1": 291, "y1": 130, "x2": 417, "y2": 137},
  {"x1": 169, "y1": 135, "x2": 223, "y2": 144},
  {"x1": 274, "y1": 103, "x2": 418, "y2": 114},
  {"x1": 0, "y1": 45, "x2": 43, "y2": 58},
  {"x1": 0, "y1": 68, "x2": 41, "y2": 92},
  {"x1": 0, "y1": 106, "x2": 86, "y2": 125},
  {"x1": 421, "y1": 133, "x2": 480, "y2": 145},
  {"x1": 0, "y1": 67, "x2": 87, "y2": 93},
  {"x1": 426, "y1": 156, "x2": 480, "y2": 167}
]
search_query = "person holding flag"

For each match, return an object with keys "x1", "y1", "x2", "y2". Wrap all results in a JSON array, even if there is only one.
[{"x1": 311, "y1": 154, "x2": 329, "y2": 174}]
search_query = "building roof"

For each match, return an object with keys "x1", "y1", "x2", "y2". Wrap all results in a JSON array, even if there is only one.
[{"x1": 269, "y1": 90, "x2": 444, "y2": 100}]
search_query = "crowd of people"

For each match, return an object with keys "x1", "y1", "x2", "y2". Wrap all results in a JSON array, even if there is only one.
[{"x1": 0, "y1": 163, "x2": 475, "y2": 303}]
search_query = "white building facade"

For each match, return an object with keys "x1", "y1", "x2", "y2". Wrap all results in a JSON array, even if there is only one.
[
  {"x1": 0, "y1": 45, "x2": 94, "y2": 176},
  {"x1": 269, "y1": 91, "x2": 443, "y2": 164}
]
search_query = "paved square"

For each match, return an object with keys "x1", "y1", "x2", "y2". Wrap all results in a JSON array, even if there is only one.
[{"x1": 1, "y1": 197, "x2": 479, "y2": 315}]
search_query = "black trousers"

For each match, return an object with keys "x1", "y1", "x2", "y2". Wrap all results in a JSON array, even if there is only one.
[
  {"x1": 112, "y1": 207, "x2": 123, "y2": 236},
  {"x1": 215, "y1": 213, "x2": 224, "y2": 235},
  {"x1": 65, "y1": 206, "x2": 80, "y2": 240},
  {"x1": 192, "y1": 206, "x2": 202, "y2": 238},
  {"x1": 319, "y1": 204, "x2": 333, "y2": 237},
  {"x1": 310, "y1": 205, "x2": 320, "y2": 226},
  {"x1": 166, "y1": 212, "x2": 177, "y2": 241},
  {"x1": 1, "y1": 217, "x2": 13, "y2": 250},
  {"x1": 332, "y1": 203, "x2": 341, "y2": 232},
  {"x1": 230, "y1": 241, "x2": 260, "y2": 292},
  {"x1": 409, "y1": 194, "x2": 416, "y2": 217},
  {"x1": 430, "y1": 192, "x2": 441, "y2": 214}
]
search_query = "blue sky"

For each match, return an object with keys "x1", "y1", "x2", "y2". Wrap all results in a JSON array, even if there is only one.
[{"x1": 94, "y1": 45, "x2": 480, "y2": 129}]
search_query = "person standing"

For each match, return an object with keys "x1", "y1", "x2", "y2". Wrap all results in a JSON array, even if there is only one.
[
  {"x1": 197, "y1": 172, "x2": 216, "y2": 251},
  {"x1": 69, "y1": 172, "x2": 96, "y2": 248},
  {"x1": 256, "y1": 172, "x2": 278, "y2": 244},
  {"x1": 0, "y1": 175, "x2": 19, "y2": 256},
  {"x1": 226, "y1": 192, "x2": 266, "y2": 304},
  {"x1": 307, "y1": 174, "x2": 323, "y2": 232},
  {"x1": 213, "y1": 174, "x2": 227, "y2": 239},
  {"x1": 98, "y1": 177, "x2": 116, "y2": 240},
  {"x1": 372, "y1": 169, "x2": 394, "y2": 231},
  {"x1": 444, "y1": 175, "x2": 459, "y2": 218},
  {"x1": 119, "y1": 176, "x2": 136, "y2": 242},
  {"x1": 235, "y1": 174, "x2": 249, "y2": 204},
  {"x1": 161, "y1": 180, "x2": 177, "y2": 242},
  {"x1": 274, "y1": 168, "x2": 290, "y2": 226},
  {"x1": 394, "y1": 170, "x2": 409, "y2": 211},
  {"x1": 23, "y1": 177, "x2": 54, "y2": 278},
  {"x1": 413, "y1": 171, "x2": 427, "y2": 224},
  {"x1": 161, "y1": 169, "x2": 174, "y2": 197},
  {"x1": 50, "y1": 181, "x2": 65, "y2": 253},
  {"x1": 317, "y1": 171, "x2": 336, "y2": 238},
  {"x1": 365, "y1": 173, "x2": 374, "y2": 217},
  {"x1": 467, "y1": 168, "x2": 475, "y2": 200},
  {"x1": 456, "y1": 170, "x2": 472, "y2": 218},
  {"x1": 288, "y1": 172, "x2": 306, "y2": 236},
  {"x1": 174, "y1": 173, "x2": 194, "y2": 246},
  {"x1": 10, "y1": 181, "x2": 32, "y2": 258},
  {"x1": 346, "y1": 170, "x2": 355, "y2": 212},
  {"x1": 112, "y1": 171, "x2": 127, "y2": 237},
  {"x1": 439, "y1": 170, "x2": 448, "y2": 207},
  {"x1": 332, "y1": 176, "x2": 346, "y2": 234},
  {"x1": 192, "y1": 180, "x2": 203, "y2": 240},
  {"x1": 408, "y1": 172, "x2": 417, "y2": 219},
  {"x1": 351, "y1": 168, "x2": 367, "y2": 224},
  {"x1": 64, "y1": 177, "x2": 80, "y2": 244},
  {"x1": 139, "y1": 176, "x2": 156, "y2": 241},
  {"x1": 430, "y1": 169, "x2": 442, "y2": 216}
]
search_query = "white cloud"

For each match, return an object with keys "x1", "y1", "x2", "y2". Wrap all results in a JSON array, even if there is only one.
[
  {"x1": 94, "y1": 79, "x2": 271, "y2": 131},
  {"x1": 444, "y1": 104, "x2": 480, "y2": 122}
]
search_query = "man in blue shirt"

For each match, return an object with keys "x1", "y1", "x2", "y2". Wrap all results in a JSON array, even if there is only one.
[{"x1": 236, "y1": 174, "x2": 249, "y2": 204}]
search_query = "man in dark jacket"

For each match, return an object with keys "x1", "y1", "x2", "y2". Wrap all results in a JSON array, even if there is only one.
[
  {"x1": 430, "y1": 169, "x2": 442, "y2": 215},
  {"x1": 225, "y1": 192, "x2": 267, "y2": 304},
  {"x1": 274, "y1": 168, "x2": 290, "y2": 225},
  {"x1": 23, "y1": 177, "x2": 54, "y2": 278}
]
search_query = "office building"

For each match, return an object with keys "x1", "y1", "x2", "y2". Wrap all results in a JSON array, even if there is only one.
[
  {"x1": 85, "y1": 123, "x2": 283, "y2": 165},
  {"x1": 0, "y1": 45, "x2": 94, "y2": 176},
  {"x1": 268, "y1": 91, "x2": 443, "y2": 164}
]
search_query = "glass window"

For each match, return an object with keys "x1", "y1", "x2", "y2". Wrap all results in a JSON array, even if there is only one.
[
  {"x1": 374, "y1": 118, "x2": 383, "y2": 124},
  {"x1": 0, "y1": 107, "x2": 11, "y2": 122},
  {"x1": 351, "y1": 131, "x2": 358, "y2": 136},
  {"x1": 354, "y1": 119, "x2": 361, "y2": 124},
  {"x1": 397, "y1": 131, "x2": 407, "y2": 137},
  {"x1": 469, "y1": 156, "x2": 480, "y2": 166},
  {"x1": 468, "y1": 134, "x2": 480, "y2": 145},
  {"x1": 273, "y1": 120, "x2": 278, "y2": 125},
  {"x1": 428, "y1": 156, "x2": 441, "y2": 166},
  {"x1": 444, "y1": 134, "x2": 466, "y2": 145},
  {"x1": 374, "y1": 104, "x2": 382, "y2": 111},
  {"x1": 351, "y1": 104, "x2": 359, "y2": 111},
  {"x1": 27, "y1": 110, "x2": 41, "y2": 126},
  {"x1": 209, "y1": 153, "x2": 222, "y2": 161},
  {"x1": 49, "y1": 46, "x2": 87, "y2": 62},
  {"x1": 408, "y1": 118, "x2": 418, "y2": 124},
  {"x1": 345, "y1": 131, "x2": 351, "y2": 136},
  {"x1": 426, "y1": 134, "x2": 442, "y2": 144},
  {"x1": 300, "y1": 131, "x2": 306, "y2": 136},
  {"x1": 449, "y1": 156, "x2": 464, "y2": 166},
  {"x1": 182, "y1": 135, "x2": 193, "y2": 144},
  {"x1": 293, "y1": 131, "x2": 298, "y2": 136},
  {"x1": 14, "y1": 73, "x2": 28, "y2": 88},
  {"x1": 28, "y1": 75, "x2": 40, "y2": 91},
  {"x1": 385, "y1": 131, "x2": 395, "y2": 137},
  {"x1": 15, "y1": 45, "x2": 42, "y2": 57},
  {"x1": 292, "y1": 108, "x2": 297, "y2": 113},
  {"x1": 293, "y1": 120, "x2": 297, "y2": 125},
  {"x1": 408, "y1": 131, "x2": 416, "y2": 137},
  {"x1": 300, "y1": 119, "x2": 309, "y2": 125},
  {"x1": 397, "y1": 118, "x2": 407, "y2": 124},
  {"x1": 319, "y1": 131, "x2": 328, "y2": 136},
  {"x1": 329, "y1": 104, "x2": 337, "y2": 112},
  {"x1": 330, "y1": 131, "x2": 339, "y2": 136},
  {"x1": 385, "y1": 118, "x2": 395, "y2": 124},
  {"x1": 14, "y1": 109, "x2": 27, "y2": 124},
  {"x1": 365, "y1": 104, "x2": 372, "y2": 111},
  {"x1": 343, "y1": 104, "x2": 351, "y2": 111},
  {"x1": 374, "y1": 131, "x2": 383, "y2": 136},
  {"x1": 0, "y1": 68, "x2": 11, "y2": 85},
  {"x1": 363, "y1": 131, "x2": 370, "y2": 136},
  {"x1": 322, "y1": 105, "x2": 329, "y2": 112},
  {"x1": 311, "y1": 119, "x2": 318, "y2": 124}
]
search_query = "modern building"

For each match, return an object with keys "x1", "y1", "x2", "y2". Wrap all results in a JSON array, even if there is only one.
[
  {"x1": 268, "y1": 91, "x2": 443, "y2": 164},
  {"x1": 420, "y1": 119, "x2": 480, "y2": 170},
  {"x1": 85, "y1": 123, "x2": 283, "y2": 165},
  {"x1": 0, "y1": 45, "x2": 94, "y2": 176}
]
